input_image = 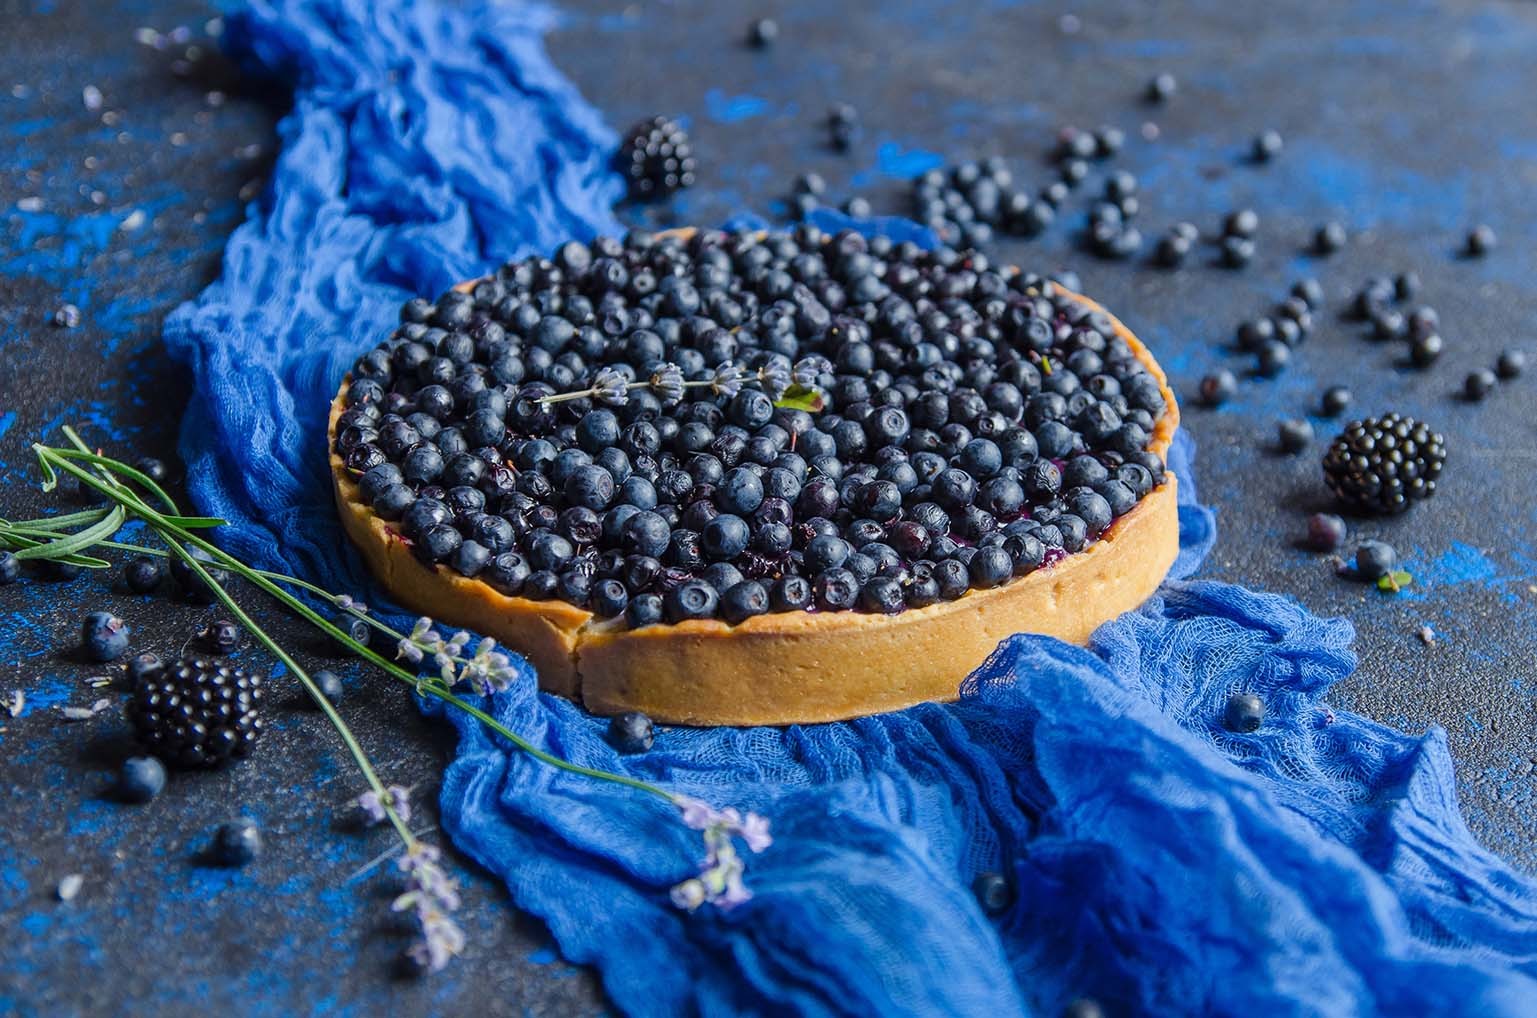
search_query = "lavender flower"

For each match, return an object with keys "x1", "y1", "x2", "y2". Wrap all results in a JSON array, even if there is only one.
[
  {"x1": 591, "y1": 366, "x2": 629, "y2": 407},
  {"x1": 792, "y1": 355, "x2": 831, "y2": 388},
  {"x1": 757, "y1": 361, "x2": 792, "y2": 400},
  {"x1": 668, "y1": 795, "x2": 772, "y2": 912},
  {"x1": 357, "y1": 784, "x2": 413, "y2": 826},
  {"x1": 711, "y1": 362, "x2": 745, "y2": 398},
  {"x1": 649, "y1": 362, "x2": 685, "y2": 405},
  {"x1": 394, "y1": 842, "x2": 465, "y2": 973}
]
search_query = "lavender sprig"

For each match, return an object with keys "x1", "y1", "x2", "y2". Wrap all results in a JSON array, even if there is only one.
[{"x1": 669, "y1": 795, "x2": 773, "y2": 911}]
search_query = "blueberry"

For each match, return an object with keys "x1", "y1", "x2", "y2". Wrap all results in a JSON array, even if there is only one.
[
  {"x1": 1496, "y1": 349, "x2": 1526, "y2": 379},
  {"x1": 117, "y1": 756, "x2": 167, "y2": 803},
  {"x1": 593, "y1": 579, "x2": 629, "y2": 619},
  {"x1": 1251, "y1": 129, "x2": 1283, "y2": 162},
  {"x1": 414, "y1": 523, "x2": 462, "y2": 564},
  {"x1": 1355, "y1": 540, "x2": 1396, "y2": 580},
  {"x1": 608, "y1": 711, "x2": 655, "y2": 753},
  {"x1": 212, "y1": 818, "x2": 262, "y2": 866},
  {"x1": 0, "y1": 550, "x2": 18, "y2": 585},
  {"x1": 1220, "y1": 235, "x2": 1255, "y2": 268},
  {"x1": 1255, "y1": 340, "x2": 1290, "y2": 377},
  {"x1": 1223, "y1": 209, "x2": 1259, "y2": 238},
  {"x1": 1306, "y1": 513, "x2": 1347, "y2": 552},
  {"x1": 1320, "y1": 386, "x2": 1352, "y2": 417},
  {"x1": 702, "y1": 514, "x2": 751, "y2": 560},
  {"x1": 971, "y1": 871, "x2": 1014, "y2": 915},
  {"x1": 859, "y1": 576, "x2": 905, "y2": 614},
  {"x1": 968, "y1": 546, "x2": 1013, "y2": 589},
  {"x1": 199, "y1": 619, "x2": 241, "y2": 655},
  {"x1": 1314, "y1": 222, "x2": 1347, "y2": 254},
  {"x1": 127, "y1": 651, "x2": 164, "y2": 685},
  {"x1": 746, "y1": 16, "x2": 778, "y2": 47},
  {"x1": 1408, "y1": 332, "x2": 1443, "y2": 368},
  {"x1": 565, "y1": 464, "x2": 616, "y2": 511},
  {"x1": 812, "y1": 568, "x2": 860, "y2": 611},
  {"x1": 626, "y1": 593, "x2": 665, "y2": 628},
  {"x1": 1465, "y1": 224, "x2": 1496, "y2": 257},
  {"x1": 721, "y1": 580, "x2": 770, "y2": 623},
  {"x1": 1464, "y1": 369, "x2": 1496, "y2": 401},
  {"x1": 1223, "y1": 692, "x2": 1264, "y2": 733},
  {"x1": 665, "y1": 579, "x2": 719, "y2": 622},
  {"x1": 81, "y1": 611, "x2": 131, "y2": 662},
  {"x1": 1062, "y1": 998, "x2": 1106, "y2": 1018},
  {"x1": 1145, "y1": 72, "x2": 1177, "y2": 103},
  {"x1": 312, "y1": 669, "x2": 345, "y2": 705},
  {"x1": 1277, "y1": 418, "x2": 1313, "y2": 454},
  {"x1": 1290, "y1": 278, "x2": 1325, "y2": 309},
  {"x1": 1198, "y1": 369, "x2": 1238, "y2": 407}
]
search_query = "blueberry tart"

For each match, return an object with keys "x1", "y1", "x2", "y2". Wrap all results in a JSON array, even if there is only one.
[{"x1": 329, "y1": 227, "x2": 1180, "y2": 725}]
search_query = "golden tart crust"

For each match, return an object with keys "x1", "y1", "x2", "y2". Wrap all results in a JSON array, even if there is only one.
[{"x1": 329, "y1": 288, "x2": 1180, "y2": 727}]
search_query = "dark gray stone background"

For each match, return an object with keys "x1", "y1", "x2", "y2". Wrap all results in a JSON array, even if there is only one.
[{"x1": 2, "y1": 0, "x2": 1534, "y2": 1014}]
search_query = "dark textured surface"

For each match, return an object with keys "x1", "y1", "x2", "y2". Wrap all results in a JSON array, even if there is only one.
[{"x1": 2, "y1": 1, "x2": 1535, "y2": 1015}]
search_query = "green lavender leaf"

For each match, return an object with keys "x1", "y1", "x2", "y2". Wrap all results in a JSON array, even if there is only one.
[
  {"x1": 10, "y1": 505, "x2": 125, "y2": 562},
  {"x1": 1376, "y1": 569, "x2": 1413, "y2": 593}
]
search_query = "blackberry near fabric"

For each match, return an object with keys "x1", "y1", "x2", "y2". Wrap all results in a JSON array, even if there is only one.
[
  {"x1": 1321, "y1": 413, "x2": 1446, "y2": 514},
  {"x1": 126, "y1": 656, "x2": 265, "y2": 768},
  {"x1": 619, "y1": 116, "x2": 696, "y2": 199},
  {"x1": 335, "y1": 226, "x2": 1172, "y2": 628}
]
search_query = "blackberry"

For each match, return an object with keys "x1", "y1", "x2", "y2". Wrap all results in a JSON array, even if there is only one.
[
  {"x1": 1321, "y1": 414, "x2": 1446, "y2": 514},
  {"x1": 126, "y1": 656, "x2": 264, "y2": 768},
  {"x1": 619, "y1": 116, "x2": 696, "y2": 199}
]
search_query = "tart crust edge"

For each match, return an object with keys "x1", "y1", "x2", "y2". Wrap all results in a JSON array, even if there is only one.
[{"x1": 327, "y1": 288, "x2": 1181, "y2": 726}]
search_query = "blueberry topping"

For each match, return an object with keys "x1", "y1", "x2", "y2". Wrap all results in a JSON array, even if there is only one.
[{"x1": 341, "y1": 229, "x2": 1168, "y2": 628}]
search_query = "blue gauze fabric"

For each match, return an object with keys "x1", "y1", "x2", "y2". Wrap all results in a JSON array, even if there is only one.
[{"x1": 164, "y1": 1, "x2": 1537, "y2": 1015}]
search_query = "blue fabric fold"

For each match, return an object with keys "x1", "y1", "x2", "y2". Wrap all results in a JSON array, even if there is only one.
[{"x1": 166, "y1": 0, "x2": 1537, "y2": 1014}]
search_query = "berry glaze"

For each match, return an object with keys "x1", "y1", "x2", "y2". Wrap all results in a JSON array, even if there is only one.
[{"x1": 331, "y1": 226, "x2": 1173, "y2": 632}]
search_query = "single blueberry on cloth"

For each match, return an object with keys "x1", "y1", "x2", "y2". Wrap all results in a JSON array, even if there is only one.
[{"x1": 164, "y1": 0, "x2": 1537, "y2": 1014}]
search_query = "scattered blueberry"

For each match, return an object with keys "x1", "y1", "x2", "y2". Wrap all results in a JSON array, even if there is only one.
[
  {"x1": 81, "y1": 611, "x2": 131, "y2": 662},
  {"x1": 0, "y1": 550, "x2": 18, "y2": 585},
  {"x1": 971, "y1": 871, "x2": 1014, "y2": 916},
  {"x1": 827, "y1": 103, "x2": 860, "y2": 151},
  {"x1": 1305, "y1": 513, "x2": 1347, "y2": 552},
  {"x1": 1290, "y1": 278, "x2": 1324, "y2": 309},
  {"x1": 126, "y1": 651, "x2": 163, "y2": 686},
  {"x1": 1061, "y1": 998, "x2": 1106, "y2": 1018},
  {"x1": 746, "y1": 17, "x2": 778, "y2": 47},
  {"x1": 211, "y1": 818, "x2": 262, "y2": 866},
  {"x1": 1408, "y1": 332, "x2": 1443, "y2": 368},
  {"x1": 312, "y1": 669, "x2": 345, "y2": 705},
  {"x1": 1250, "y1": 129, "x2": 1283, "y2": 162},
  {"x1": 1355, "y1": 540, "x2": 1397, "y2": 581},
  {"x1": 117, "y1": 756, "x2": 167, "y2": 804},
  {"x1": 1465, "y1": 224, "x2": 1496, "y2": 257},
  {"x1": 1393, "y1": 272, "x2": 1421, "y2": 302},
  {"x1": 199, "y1": 619, "x2": 242, "y2": 655},
  {"x1": 134, "y1": 457, "x2": 168, "y2": 483},
  {"x1": 53, "y1": 303, "x2": 81, "y2": 328},
  {"x1": 1223, "y1": 692, "x2": 1264, "y2": 733},
  {"x1": 1464, "y1": 369, "x2": 1496, "y2": 401},
  {"x1": 1223, "y1": 208, "x2": 1259, "y2": 238},
  {"x1": 1255, "y1": 339, "x2": 1291, "y2": 376},
  {"x1": 1220, "y1": 235, "x2": 1255, "y2": 269},
  {"x1": 328, "y1": 613, "x2": 372, "y2": 655},
  {"x1": 1320, "y1": 386, "x2": 1352, "y2": 417},
  {"x1": 1145, "y1": 72, "x2": 1178, "y2": 103},
  {"x1": 1323, "y1": 414, "x2": 1445, "y2": 514},
  {"x1": 124, "y1": 555, "x2": 162, "y2": 593},
  {"x1": 608, "y1": 711, "x2": 655, "y2": 753},
  {"x1": 1313, "y1": 221, "x2": 1347, "y2": 255},
  {"x1": 1277, "y1": 418, "x2": 1313, "y2": 454},
  {"x1": 1496, "y1": 349, "x2": 1526, "y2": 379},
  {"x1": 169, "y1": 545, "x2": 229, "y2": 604},
  {"x1": 1198, "y1": 369, "x2": 1238, "y2": 407}
]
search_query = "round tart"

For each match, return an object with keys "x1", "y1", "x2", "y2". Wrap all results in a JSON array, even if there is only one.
[{"x1": 329, "y1": 227, "x2": 1180, "y2": 726}]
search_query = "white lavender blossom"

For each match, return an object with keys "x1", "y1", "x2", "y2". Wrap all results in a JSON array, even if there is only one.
[
  {"x1": 792, "y1": 355, "x2": 831, "y2": 388},
  {"x1": 357, "y1": 784, "x2": 413, "y2": 826},
  {"x1": 333, "y1": 593, "x2": 369, "y2": 615},
  {"x1": 394, "y1": 842, "x2": 465, "y2": 973},
  {"x1": 757, "y1": 361, "x2": 792, "y2": 400},
  {"x1": 591, "y1": 366, "x2": 630, "y2": 406},
  {"x1": 711, "y1": 362, "x2": 746, "y2": 398},
  {"x1": 668, "y1": 795, "x2": 772, "y2": 912},
  {"x1": 649, "y1": 362, "x2": 685, "y2": 405}
]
